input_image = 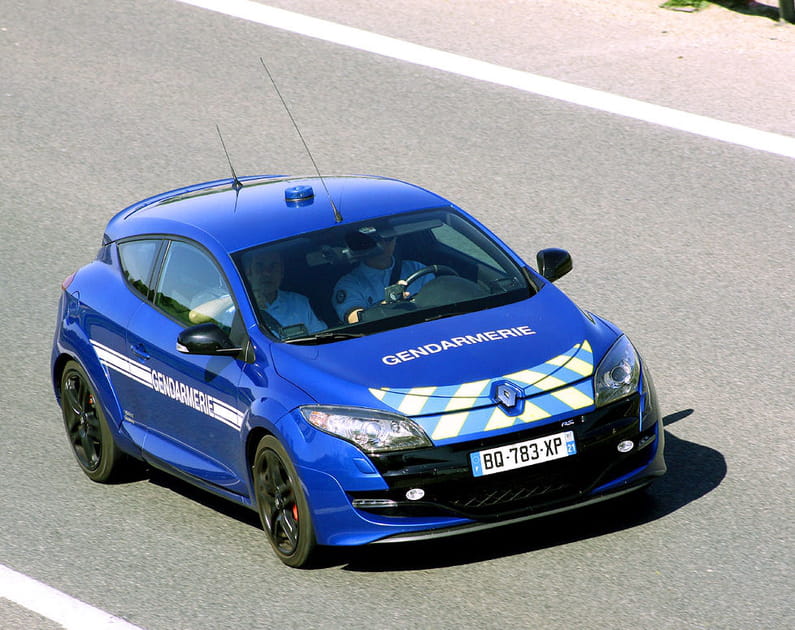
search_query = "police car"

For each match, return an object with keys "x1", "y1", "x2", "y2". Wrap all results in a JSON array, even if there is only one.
[{"x1": 51, "y1": 174, "x2": 665, "y2": 567}]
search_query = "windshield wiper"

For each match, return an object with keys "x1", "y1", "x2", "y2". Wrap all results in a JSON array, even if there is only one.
[
  {"x1": 421, "y1": 311, "x2": 466, "y2": 323},
  {"x1": 283, "y1": 331, "x2": 365, "y2": 344}
]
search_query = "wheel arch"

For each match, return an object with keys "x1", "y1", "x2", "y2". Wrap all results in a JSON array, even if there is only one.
[
  {"x1": 52, "y1": 350, "x2": 140, "y2": 458},
  {"x1": 245, "y1": 426, "x2": 273, "y2": 478},
  {"x1": 242, "y1": 395, "x2": 307, "y2": 488},
  {"x1": 52, "y1": 351, "x2": 76, "y2": 404},
  {"x1": 242, "y1": 409, "x2": 310, "y2": 504}
]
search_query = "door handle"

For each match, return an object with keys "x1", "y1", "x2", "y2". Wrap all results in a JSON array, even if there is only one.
[{"x1": 130, "y1": 343, "x2": 151, "y2": 361}]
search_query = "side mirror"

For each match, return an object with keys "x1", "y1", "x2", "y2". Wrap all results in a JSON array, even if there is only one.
[
  {"x1": 177, "y1": 323, "x2": 241, "y2": 356},
  {"x1": 536, "y1": 248, "x2": 572, "y2": 283}
]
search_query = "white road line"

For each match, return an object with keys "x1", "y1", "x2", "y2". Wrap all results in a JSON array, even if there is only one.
[
  {"x1": 176, "y1": 0, "x2": 795, "y2": 160},
  {"x1": 0, "y1": 565, "x2": 143, "y2": 630}
]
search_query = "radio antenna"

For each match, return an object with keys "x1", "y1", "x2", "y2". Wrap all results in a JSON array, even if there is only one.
[
  {"x1": 215, "y1": 124, "x2": 243, "y2": 192},
  {"x1": 259, "y1": 58, "x2": 343, "y2": 223}
]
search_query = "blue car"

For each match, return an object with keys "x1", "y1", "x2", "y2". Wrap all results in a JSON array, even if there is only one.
[{"x1": 51, "y1": 174, "x2": 665, "y2": 567}]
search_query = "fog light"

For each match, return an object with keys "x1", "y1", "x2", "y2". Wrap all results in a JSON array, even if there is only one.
[
  {"x1": 638, "y1": 434, "x2": 655, "y2": 449},
  {"x1": 406, "y1": 488, "x2": 425, "y2": 501},
  {"x1": 617, "y1": 440, "x2": 634, "y2": 453}
]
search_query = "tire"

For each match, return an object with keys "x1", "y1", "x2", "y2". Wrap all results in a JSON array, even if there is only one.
[
  {"x1": 252, "y1": 435, "x2": 317, "y2": 568},
  {"x1": 60, "y1": 360, "x2": 124, "y2": 482}
]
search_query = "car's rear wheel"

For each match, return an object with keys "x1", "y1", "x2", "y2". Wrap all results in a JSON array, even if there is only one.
[
  {"x1": 253, "y1": 435, "x2": 317, "y2": 568},
  {"x1": 60, "y1": 360, "x2": 123, "y2": 482}
]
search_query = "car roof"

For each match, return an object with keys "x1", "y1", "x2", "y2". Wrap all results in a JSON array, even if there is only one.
[{"x1": 104, "y1": 175, "x2": 452, "y2": 253}]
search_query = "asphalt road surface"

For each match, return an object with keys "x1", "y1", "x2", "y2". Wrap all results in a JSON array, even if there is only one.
[{"x1": 1, "y1": 1, "x2": 793, "y2": 629}]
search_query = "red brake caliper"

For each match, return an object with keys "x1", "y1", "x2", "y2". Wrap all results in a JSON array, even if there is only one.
[{"x1": 292, "y1": 503, "x2": 299, "y2": 521}]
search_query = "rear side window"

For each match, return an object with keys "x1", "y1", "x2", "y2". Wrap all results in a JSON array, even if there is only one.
[{"x1": 118, "y1": 239, "x2": 161, "y2": 298}]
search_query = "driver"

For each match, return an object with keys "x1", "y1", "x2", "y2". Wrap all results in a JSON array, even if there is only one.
[{"x1": 333, "y1": 233, "x2": 434, "y2": 323}]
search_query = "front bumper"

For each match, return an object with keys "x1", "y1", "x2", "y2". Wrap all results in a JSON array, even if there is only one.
[
  {"x1": 355, "y1": 393, "x2": 663, "y2": 519},
  {"x1": 300, "y1": 386, "x2": 665, "y2": 546}
]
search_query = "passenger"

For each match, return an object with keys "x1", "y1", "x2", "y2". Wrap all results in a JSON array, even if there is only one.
[
  {"x1": 333, "y1": 232, "x2": 433, "y2": 323},
  {"x1": 243, "y1": 250, "x2": 326, "y2": 334}
]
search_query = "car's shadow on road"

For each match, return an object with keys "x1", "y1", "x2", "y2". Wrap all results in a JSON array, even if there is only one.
[
  {"x1": 334, "y1": 409, "x2": 726, "y2": 571},
  {"x1": 141, "y1": 408, "x2": 725, "y2": 571}
]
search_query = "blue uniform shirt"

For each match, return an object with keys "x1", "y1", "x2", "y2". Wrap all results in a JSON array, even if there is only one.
[
  {"x1": 265, "y1": 290, "x2": 326, "y2": 333},
  {"x1": 333, "y1": 259, "x2": 433, "y2": 321}
]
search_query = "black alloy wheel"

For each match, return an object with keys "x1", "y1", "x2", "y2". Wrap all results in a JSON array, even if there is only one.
[
  {"x1": 253, "y1": 435, "x2": 316, "y2": 568},
  {"x1": 60, "y1": 360, "x2": 123, "y2": 482}
]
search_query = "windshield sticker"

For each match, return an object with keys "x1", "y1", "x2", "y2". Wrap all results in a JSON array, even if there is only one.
[{"x1": 381, "y1": 325, "x2": 535, "y2": 366}]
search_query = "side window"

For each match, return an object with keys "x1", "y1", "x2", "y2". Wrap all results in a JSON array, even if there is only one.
[
  {"x1": 118, "y1": 239, "x2": 161, "y2": 299},
  {"x1": 154, "y1": 241, "x2": 235, "y2": 333}
]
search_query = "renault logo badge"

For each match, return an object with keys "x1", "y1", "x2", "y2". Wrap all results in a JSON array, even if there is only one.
[{"x1": 491, "y1": 380, "x2": 524, "y2": 416}]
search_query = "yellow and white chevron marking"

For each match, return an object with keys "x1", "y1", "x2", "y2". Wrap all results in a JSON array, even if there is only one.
[
  {"x1": 482, "y1": 406, "x2": 517, "y2": 432},
  {"x1": 500, "y1": 368, "x2": 546, "y2": 387},
  {"x1": 443, "y1": 379, "x2": 492, "y2": 412},
  {"x1": 431, "y1": 411, "x2": 471, "y2": 441},
  {"x1": 559, "y1": 355, "x2": 593, "y2": 377},
  {"x1": 528, "y1": 374, "x2": 566, "y2": 392},
  {"x1": 426, "y1": 380, "x2": 594, "y2": 443},
  {"x1": 394, "y1": 386, "x2": 437, "y2": 416},
  {"x1": 552, "y1": 386, "x2": 594, "y2": 409},
  {"x1": 371, "y1": 340, "x2": 595, "y2": 443},
  {"x1": 483, "y1": 399, "x2": 551, "y2": 433}
]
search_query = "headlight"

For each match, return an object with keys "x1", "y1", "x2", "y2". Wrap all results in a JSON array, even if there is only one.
[
  {"x1": 594, "y1": 335, "x2": 640, "y2": 407},
  {"x1": 300, "y1": 406, "x2": 432, "y2": 453}
]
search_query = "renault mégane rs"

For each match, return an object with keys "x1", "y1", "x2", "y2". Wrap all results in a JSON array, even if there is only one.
[{"x1": 51, "y1": 174, "x2": 665, "y2": 567}]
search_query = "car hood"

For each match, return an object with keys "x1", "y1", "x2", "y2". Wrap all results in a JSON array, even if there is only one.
[{"x1": 270, "y1": 284, "x2": 621, "y2": 444}]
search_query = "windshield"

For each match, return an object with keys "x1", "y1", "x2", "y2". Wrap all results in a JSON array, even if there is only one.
[{"x1": 233, "y1": 207, "x2": 533, "y2": 343}]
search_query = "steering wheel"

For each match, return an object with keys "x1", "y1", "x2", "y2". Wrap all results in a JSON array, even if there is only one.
[
  {"x1": 403, "y1": 264, "x2": 458, "y2": 290},
  {"x1": 359, "y1": 265, "x2": 460, "y2": 322}
]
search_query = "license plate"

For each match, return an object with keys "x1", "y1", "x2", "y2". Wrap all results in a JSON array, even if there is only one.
[{"x1": 470, "y1": 431, "x2": 577, "y2": 477}]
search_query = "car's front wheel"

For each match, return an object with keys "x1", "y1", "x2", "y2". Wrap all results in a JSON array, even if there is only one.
[
  {"x1": 60, "y1": 360, "x2": 124, "y2": 482},
  {"x1": 252, "y1": 435, "x2": 317, "y2": 568}
]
